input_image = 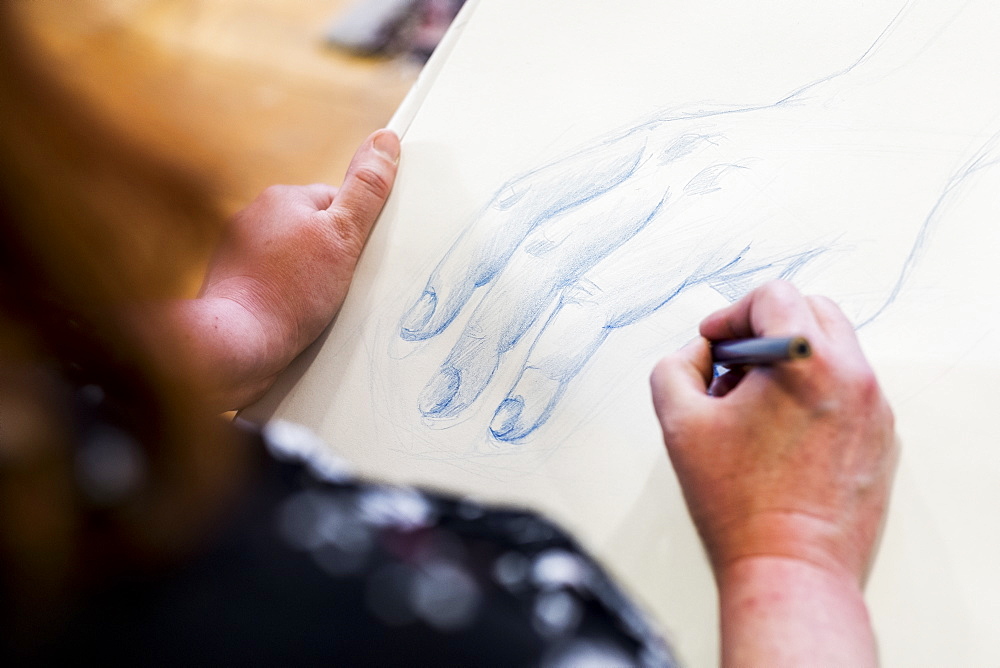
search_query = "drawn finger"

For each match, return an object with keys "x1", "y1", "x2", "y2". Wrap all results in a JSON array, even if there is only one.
[
  {"x1": 487, "y1": 296, "x2": 615, "y2": 441},
  {"x1": 485, "y1": 171, "x2": 827, "y2": 438},
  {"x1": 417, "y1": 163, "x2": 671, "y2": 419},
  {"x1": 485, "y1": 247, "x2": 705, "y2": 442},
  {"x1": 400, "y1": 126, "x2": 657, "y2": 341},
  {"x1": 490, "y1": 289, "x2": 715, "y2": 443}
]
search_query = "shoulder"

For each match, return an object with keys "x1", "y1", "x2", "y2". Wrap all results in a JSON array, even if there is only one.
[{"x1": 244, "y1": 419, "x2": 678, "y2": 667}]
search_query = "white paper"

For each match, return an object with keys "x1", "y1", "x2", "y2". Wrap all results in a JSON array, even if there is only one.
[{"x1": 246, "y1": 1, "x2": 1000, "y2": 664}]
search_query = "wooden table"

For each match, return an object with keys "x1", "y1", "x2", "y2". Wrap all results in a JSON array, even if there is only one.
[{"x1": 11, "y1": 0, "x2": 417, "y2": 212}]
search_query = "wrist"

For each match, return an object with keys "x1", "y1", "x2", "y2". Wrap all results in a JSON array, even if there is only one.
[
  {"x1": 144, "y1": 296, "x2": 278, "y2": 412},
  {"x1": 699, "y1": 508, "x2": 873, "y2": 587},
  {"x1": 717, "y1": 555, "x2": 877, "y2": 667}
]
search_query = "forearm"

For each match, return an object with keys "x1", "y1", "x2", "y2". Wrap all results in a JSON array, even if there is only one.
[{"x1": 717, "y1": 556, "x2": 877, "y2": 667}]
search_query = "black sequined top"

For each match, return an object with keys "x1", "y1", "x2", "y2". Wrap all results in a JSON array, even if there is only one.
[{"x1": 8, "y1": 403, "x2": 677, "y2": 667}]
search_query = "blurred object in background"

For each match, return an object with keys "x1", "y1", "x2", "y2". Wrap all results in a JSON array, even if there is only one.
[
  {"x1": 326, "y1": 0, "x2": 466, "y2": 61},
  {"x1": 8, "y1": 0, "x2": 417, "y2": 217},
  {"x1": 326, "y1": 0, "x2": 421, "y2": 54}
]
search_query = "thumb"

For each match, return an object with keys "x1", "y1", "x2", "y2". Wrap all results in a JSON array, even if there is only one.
[{"x1": 329, "y1": 129, "x2": 400, "y2": 245}]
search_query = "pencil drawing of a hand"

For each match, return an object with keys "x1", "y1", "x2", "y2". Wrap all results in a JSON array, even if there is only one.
[
  {"x1": 398, "y1": 106, "x2": 836, "y2": 440},
  {"x1": 398, "y1": 0, "x2": 1000, "y2": 442}
]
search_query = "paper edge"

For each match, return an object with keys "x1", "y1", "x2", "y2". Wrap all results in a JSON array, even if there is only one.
[{"x1": 387, "y1": 0, "x2": 483, "y2": 138}]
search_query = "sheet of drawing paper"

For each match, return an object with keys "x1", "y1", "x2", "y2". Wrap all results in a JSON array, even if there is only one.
[{"x1": 245, "y1": 1, "x2": 1000, "y2": 664}]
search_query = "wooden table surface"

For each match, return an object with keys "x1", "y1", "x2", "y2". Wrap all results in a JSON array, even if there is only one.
[{"x1": 11, "y1": 0, "x2": 417, "y2": 212}]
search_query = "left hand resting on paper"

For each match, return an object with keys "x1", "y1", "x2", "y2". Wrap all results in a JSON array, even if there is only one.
[{"x1": 159, "y1": 129, "x2": 400, "y2": 411}]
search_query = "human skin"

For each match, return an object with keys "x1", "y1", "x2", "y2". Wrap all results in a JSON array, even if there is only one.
[
  {"x1": 651, "y1": 280, "x2": 898, "y2": 666},
  {"x1": 155, "y1": 132, "x2": 895, "y2": 664},
  {"x1": 162, "y1": 129, "x2": 400, "y2": 411}
]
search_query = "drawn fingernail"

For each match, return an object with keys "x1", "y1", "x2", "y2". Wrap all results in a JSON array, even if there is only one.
[
  {"x1": 491, "y1": 369, "x2": 564, "y2": 441},
  {"x1": 400, "y1": 291, "x2": 437, "y2": 339},
  {"x1": 490, "y1": 397, "x2": 524, "y2": 440},
  {"x1": 418, "y1": 366, "x2": 460, "y2": 416}
]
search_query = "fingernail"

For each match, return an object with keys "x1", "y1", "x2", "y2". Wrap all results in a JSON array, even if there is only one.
[
  {"x1": 372, "y1": 129, "x2": 400, "y2": 164},
  {"x1": 490, "y1": 397, "x2": 525, "y2": 441},
  {"x1": 400, "y1": 291, "x2": 436, "y2": 340},
  {"x1": 418, "y1": 366, "x2": 460, "y2": 416}
]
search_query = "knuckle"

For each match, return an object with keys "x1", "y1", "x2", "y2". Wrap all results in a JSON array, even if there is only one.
[
  {"x1": 351, "y1": 164, "x2": 393, "y2": 200},
  {"x1": 745, "y1": 279, "x2": 799, "y2": 317},
  {"x1": 649, "y1": 356, "x2": 672, "y2": 389},
  {"x1": 808, "y1": 294, "x2": 850, "y2": 324},
  {"x1": 807, "y1": 294, "x2": 837, "y2": 311},
  {"x1": 757, "y1": 278, "x2": 797, "y2": 301},
  {"x1": 852, "y1": 365, "x2": 883, "y2": 405},
  {"x1": 325, "y1": 211, "x2": 368, "y2": 256},
  {"x1": 659, "y1": 411, "x2": 709, "y2": 457},
  {"x1": 260, "y1": 184, "x2": 292, "y2": 201},
  {"x1": 649, "y1": 352, "x2": 684, "y2": 398},
  {"x1": 880, "y1": 398, "x2": 896, "y2": 434}
]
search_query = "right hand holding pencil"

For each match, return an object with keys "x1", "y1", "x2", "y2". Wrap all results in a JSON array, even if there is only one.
[{"x1": 650, "y1": 280, "x2": 897, "y2": 665}]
